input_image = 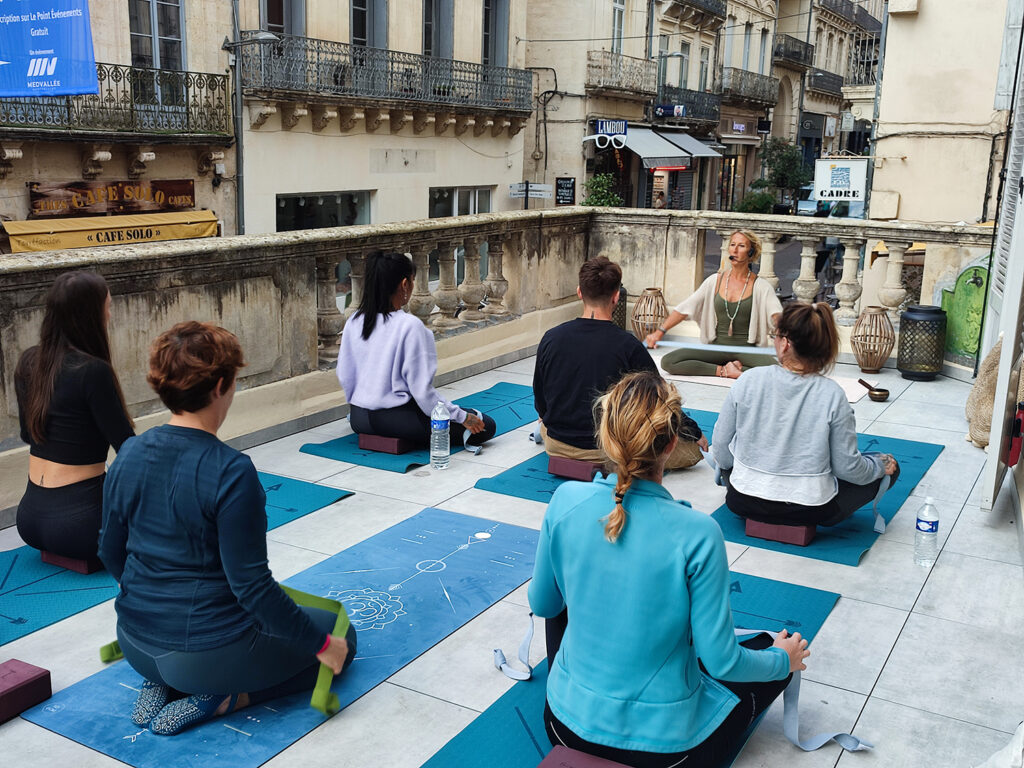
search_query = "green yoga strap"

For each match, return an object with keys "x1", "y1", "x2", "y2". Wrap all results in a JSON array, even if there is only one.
[{"x1": 98, "y1": 584, "x2": 350, "y2": 718}]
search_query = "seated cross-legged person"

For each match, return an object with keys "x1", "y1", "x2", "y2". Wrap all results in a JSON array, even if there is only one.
[
  {"x1": 529, "y1": 371, "x2": 809, "y2": 767},
  {"x1": 99, "y1": 322, "x2": 356, "y2": 735},
  {"x1": 338, "y1": 251, "x2": 496, "y2": 449},
  {"x1": 712, "y1": 302, "x2": 900, "y2": 528},
  {"x1": 533, "y1": 256, "x2": 706, "y2": 470}
]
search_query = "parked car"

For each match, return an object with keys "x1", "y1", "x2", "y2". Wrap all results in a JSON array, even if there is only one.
[{"x1": 796, "y1": 185, "x2": 817, "y2": 216}]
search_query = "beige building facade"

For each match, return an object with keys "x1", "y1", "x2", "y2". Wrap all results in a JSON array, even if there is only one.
[{"x1": 0, "y1": 1, "x2": 237, "y2": 245}]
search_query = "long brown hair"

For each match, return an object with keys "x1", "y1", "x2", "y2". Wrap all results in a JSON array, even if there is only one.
[
  {"x1": 595, "y1": 371, "x2": 682, "y2": 542},
  {"x1": 775, "y1": 301, "x2": 840, "y2": 374},
  {"x1": 16, "y1": 271, "x2": 132, "y2": 443}
]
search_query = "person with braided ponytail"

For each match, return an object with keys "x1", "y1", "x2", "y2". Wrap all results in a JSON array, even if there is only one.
[
  {"x1": 713, "y1": 302, "x2": 900, "y2": 527},
  {"x1": 529, "y1": 371, "x2": 809, "y2": 767}
]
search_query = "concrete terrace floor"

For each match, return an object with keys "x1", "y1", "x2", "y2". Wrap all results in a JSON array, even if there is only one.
[{"x1": 1, "y1": 351, "x2": 1022, "y2": 768}]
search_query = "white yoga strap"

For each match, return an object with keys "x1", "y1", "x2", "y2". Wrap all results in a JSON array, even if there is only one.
[{"x1": 494, "y1": 615, "x2": 872, "y2": 752}]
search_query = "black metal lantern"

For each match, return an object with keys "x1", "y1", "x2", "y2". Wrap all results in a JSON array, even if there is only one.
[
  {"x1": 613, "y1": 285, "x2": 628, "y2": 330},
  {"x1": 897, "y1": 305, "x2": 947, "y2": 381}
]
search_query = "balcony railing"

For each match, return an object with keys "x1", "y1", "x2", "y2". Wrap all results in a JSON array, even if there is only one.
[
  {"x1": 720, "y1": 67, "x2": 779, "y2": 107},
  {"x1": 854, "y1": 6, "x2": 883, "y2": 32},
  {"x1": 773, "y1": 34, "x2": 815, "y2": 70},
  {"x1": 239, "y1": 31, "x2": 533, "y2": 113},
  {"x1": 654, "y1": 84, "x2": 721, "y2": 123},
  {"x1": 819, "y1": 0, "x2": 857, "y2": 22},
  {"x1": 585, "y1": 50, "x2": 657, "y2": 98},
  {"x1": 846, "y1": 33, "x2": 881, "y2": 86},
  {"x1": 806, "y1": 67, "x2": 845, "y2": 96},
  {"x1": 676, "y1": 0, "x2": 727, "y2": 18},
  {"x1": 0, "y1": 62, "x2": 230, "y2": 137}
]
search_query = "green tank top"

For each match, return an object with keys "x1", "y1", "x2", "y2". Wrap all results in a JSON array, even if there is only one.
[{"x1": 713, "y1": 293, "x2": 754, "y2": 346}]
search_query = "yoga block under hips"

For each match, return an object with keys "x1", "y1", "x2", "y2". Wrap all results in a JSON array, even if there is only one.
[
  {"x1": 547, "y1": 455, "x2": 601, "y2": 482},
  {"x1": 0, "y1": 659, "x2": 52, "y2": 724},
  {"x1": 40, "y1": 551, "x2": 104, "y2": 574},
  {"x1": 538, "y1": 746, "x2": 631, "y2": 768},
  {"x1": 357, "y1": 434, "x2": 416, "y2": 455},
  {"x1": 745, "y1": 518, "x2": 817, "y2": 546}
]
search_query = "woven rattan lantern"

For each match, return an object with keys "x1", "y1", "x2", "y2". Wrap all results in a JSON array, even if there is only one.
[
  {"x1": 850, "y1": 306, "x2": 896, "y2": 373},
  {"x1": 897, "y1": 305, "x2": 947, "y2": 381},
  {"x1": 631, "y1": 287, "x2": 668, "y2": 340}
]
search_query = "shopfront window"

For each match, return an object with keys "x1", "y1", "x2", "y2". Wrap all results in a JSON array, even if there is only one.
[{"x1": 276, "y1": 191, "x2": 370, "y2": 231}]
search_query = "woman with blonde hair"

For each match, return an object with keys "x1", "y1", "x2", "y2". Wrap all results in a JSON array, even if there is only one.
[
  {"x1": 713, "y1": 302, "x2": 899, "y2": 526},
  {"x1": 646, "y1": 229, "x2": 782, "y2": 378},
  {"x1": 529, "y1": 370, "x2": 808, "y2": 767}
]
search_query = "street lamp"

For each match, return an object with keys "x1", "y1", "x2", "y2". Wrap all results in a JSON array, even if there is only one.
[{"x1": 222, "y1": 20, "x2": 279, "y2": 235}]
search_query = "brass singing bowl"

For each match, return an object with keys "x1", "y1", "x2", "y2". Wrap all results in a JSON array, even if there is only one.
[{"x1": 867, "y1": 388, "x2": 890, "y2": 402}]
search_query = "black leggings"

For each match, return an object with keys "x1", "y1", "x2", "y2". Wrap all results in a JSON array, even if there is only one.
[
  {"x1": 350, "y1": 401, "x2": 497, "y2": 448},
  {"x1": 723, "y1": 463, "x2": 901, "y2": 527},
  {"x1": 543, "y1": 633, "x2": 790, "y2": 767},
  {"x1": 16, "y1": 474, "x2": 105, "y2": 560}
]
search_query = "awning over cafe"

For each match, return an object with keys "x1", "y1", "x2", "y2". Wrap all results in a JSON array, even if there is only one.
[
  {"x1": 3, "y1": 210, "x2": 219, "y2": 254},
  {"x1": 623, "y1": 127, "x2": 697, "y2": 169}
]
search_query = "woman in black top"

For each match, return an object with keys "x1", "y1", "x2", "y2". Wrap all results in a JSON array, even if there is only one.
[{"x1": 15, "y1": 271, "x2": 134, "y2": 562}]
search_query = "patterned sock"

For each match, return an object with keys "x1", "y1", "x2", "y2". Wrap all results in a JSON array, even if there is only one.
[
  {"x1": 131, "y1": 680, "x2": 171, "y2": 727},
  {"x1": 149, "y1": 694, "x2": 227, "y2": 736}
]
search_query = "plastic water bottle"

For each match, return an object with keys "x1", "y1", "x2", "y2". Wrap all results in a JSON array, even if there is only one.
[
  {"x1": 913, "y1": 497, "x2": 939, "y2": 567},
  {"x1": 430, "y1": 401, "x2": 450, "y2": 470}
]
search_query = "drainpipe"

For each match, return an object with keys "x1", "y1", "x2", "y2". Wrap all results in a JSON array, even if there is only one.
[
  {"x1": 231, "y1": 0, "x2": 246, "y2": 235},
  {"x1": 864, "y1": 0, "x2": 887, "y2": 219}
]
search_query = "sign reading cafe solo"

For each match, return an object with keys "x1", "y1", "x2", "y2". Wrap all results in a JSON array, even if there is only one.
[{"x1": 28, "y1": 179, "x2": 196, "y2": 218}]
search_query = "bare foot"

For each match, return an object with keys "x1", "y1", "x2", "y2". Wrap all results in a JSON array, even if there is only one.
[{"x1": 723, "y1": 361, "x2": 743, "y2": 379}]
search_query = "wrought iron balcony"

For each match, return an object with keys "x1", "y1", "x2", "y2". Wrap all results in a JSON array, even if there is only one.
[
  {"x1": 807, "y1": 67, "x2": 845, "y2": 96},
  {"x1": 675, "y1": 0, "x2": 727, "y2": 18},
  {"x1": 854, "y1": 6, "x2": 883, "y2": 32},
  {"x1": 585, "y1": 50, "x2": 657, "y2": 98},
  {"x1": 653, "y1": 84, "x2": 721, "y2": 124},
  {"x1": 773, "y1": 34, "x2": 815, "y2": 71},
  {"x1": 238, "y1": 31, "x2": 532, "y2": 114},
  {"x1": 819, "y1": 0, "x2": 857, "y2": 22},
  {"x1": 0, "y1": 62, "x2": 230, "y2": 138},
  {"x1": 720, "y1": 68, "x2": 779, "y2": 107}
]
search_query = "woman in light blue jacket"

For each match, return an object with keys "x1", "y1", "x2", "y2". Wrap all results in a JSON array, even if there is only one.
[{"x1": 529, "y1": 371, "x2": 809, "y2": 767}]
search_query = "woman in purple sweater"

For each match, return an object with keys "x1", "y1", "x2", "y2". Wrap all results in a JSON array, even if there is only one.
[{"x1": 337, "y1": 252, "x2": 496, "y2": 448}]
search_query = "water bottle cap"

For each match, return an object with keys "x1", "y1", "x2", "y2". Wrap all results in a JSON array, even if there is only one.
[{"x1": 925, "y1": 496, "x2": 935, "y2": 505}]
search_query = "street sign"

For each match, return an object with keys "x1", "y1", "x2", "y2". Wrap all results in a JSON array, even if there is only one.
[
  {"x1": 528, "y1": 188, "x2": 552, "y2": 199},
  {"x1": 509, "y1": 182, "x2": 553, "y2": 202}
]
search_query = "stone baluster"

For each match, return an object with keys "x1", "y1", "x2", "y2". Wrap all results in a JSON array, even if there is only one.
[
  {"x1": 482, "y1": 234, "x2": 509, "y2": 315},
  {"x1": 344, "y1": 251, "x2": 366, "y2": 318},
  {"x1": 718, "y1": 230, "x2": 732, "y2": 269},
  {"x1": 316, "y1": 257, "x2": 345, "y2": 366},
  {"x1": 758, "y1": 234, "x2": 780, "y2": 290},
  {"x1": 431, "y1": 240, "x2": 463, "y2": 329},
  {"x1": 877, "y1": 240, "x2": 910, "y2": 327},
  {"x1": 834, "y1": 238, "x2": 865, "y2": 326},
  {"x1": 458, "y1": 237, "x2": 488, "y2": 322},
  {"x1": 791, "y1": 240, "x2": 821, "y2": 302},
  {"x1": 407, "y1": 243, "x2": 434, "y2": 324}
]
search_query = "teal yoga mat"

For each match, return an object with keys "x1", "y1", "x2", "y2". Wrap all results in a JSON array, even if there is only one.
[
  {"x1": 473, "y1": 409, "x2": 719, "y2": 504},
  {"x1": 712, "y1": 433, "x2": 944, "y2": 566},
  {"x1": 299, "y1": 382, "x2": 538, "y2": 473},
  {"x1": 422, "y1": 572, "x2": 840, "y2": 768},
  {"x1": 0, "y1": 474, "x2": 350, "y2": 647}
]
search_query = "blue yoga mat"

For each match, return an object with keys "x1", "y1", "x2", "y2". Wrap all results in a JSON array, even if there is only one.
[
  {"x1": 473, "y1": 409, "x2": 719, "y2": 504},
  {"x1": 24, "y1": 508, "x2": 538, "y2": 768},
  {"x1": 299, "y1": 382, "x2": 538, "y2": 473},
  {"x1": 0, "y1": 474, "x2": 350, "y2": 647},
  {"x1": 712, "y1": 433, "x2": 944, "y2": 566},
  {"x1": 422, "y1": 572, "x2": 840, "y2": 768}
]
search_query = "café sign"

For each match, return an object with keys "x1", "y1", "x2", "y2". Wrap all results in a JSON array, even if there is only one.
[{"x1": 28, "y1": 179, "x2": 196, "y2": 218}]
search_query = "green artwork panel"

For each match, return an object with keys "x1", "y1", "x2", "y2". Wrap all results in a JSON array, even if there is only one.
[{"x1": 940, "y1": 265, "x2": 988, "y2": 363}]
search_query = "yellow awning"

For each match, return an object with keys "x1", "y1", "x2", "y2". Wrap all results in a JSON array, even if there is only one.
[{"x1": 3, "y1": 211, "x2": 219, "y2": 253}]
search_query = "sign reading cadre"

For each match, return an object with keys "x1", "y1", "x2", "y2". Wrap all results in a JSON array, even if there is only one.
[{"x1": 0, "y1": 0, "x2": 98, "y2": 97}]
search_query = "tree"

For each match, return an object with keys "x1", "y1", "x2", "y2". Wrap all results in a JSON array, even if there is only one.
[
  {"x1": 759, "y1": 138, "x2": 813, "y2": 208},
  {"x1": 581, "y1": 173, "x2": 624, "y2": 207}
]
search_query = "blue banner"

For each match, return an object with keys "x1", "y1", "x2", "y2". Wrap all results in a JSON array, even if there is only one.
[{"x1": 0, "y1": 0, "x2": 98, "y2": 97}]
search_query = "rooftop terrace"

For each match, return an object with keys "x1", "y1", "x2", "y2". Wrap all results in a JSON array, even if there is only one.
[{"x1": 1, "y1": 342, "x2": 1021, "y2": 767}]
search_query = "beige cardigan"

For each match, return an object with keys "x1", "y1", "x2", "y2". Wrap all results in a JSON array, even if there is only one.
[{"x1": 674, "y1": 271, "x2": 782, "y2": 346}]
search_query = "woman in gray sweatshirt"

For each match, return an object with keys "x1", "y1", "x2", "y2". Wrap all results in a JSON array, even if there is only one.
[{"x1": 712, "y1": 302, "x2": 899, "y2": 527}]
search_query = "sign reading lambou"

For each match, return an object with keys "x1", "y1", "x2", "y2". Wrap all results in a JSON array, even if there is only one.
[
  {"x1": 814, "y1": 158, "x2": 869, "y2": 202},
  {"x1": 0, "y1": 0, "x2": 98, "y2": 97}
]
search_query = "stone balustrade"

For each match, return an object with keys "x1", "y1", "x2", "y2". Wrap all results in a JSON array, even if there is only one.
[{"x1": 0, "y1": 207, "x2": 992, "y2": 460}]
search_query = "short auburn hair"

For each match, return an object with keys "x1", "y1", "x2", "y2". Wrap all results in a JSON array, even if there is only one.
[
  {"x1": 147, "y1": 321, "x2": 246, "y2": 414},
  {"x1": 578, "y1": 256, "x2": 622, "y2": 303}
]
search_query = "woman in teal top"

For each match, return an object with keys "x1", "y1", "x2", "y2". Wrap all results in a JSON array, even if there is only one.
[{"x1": 528, "y1": 371, "x2": 809, "y2": 765}]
